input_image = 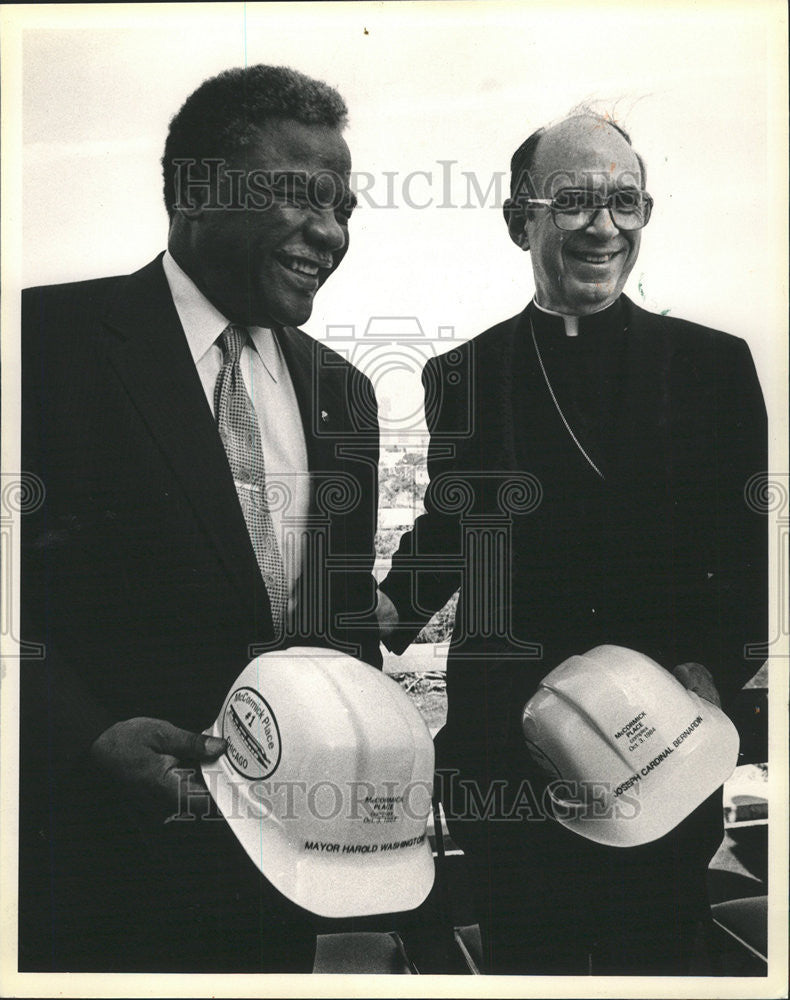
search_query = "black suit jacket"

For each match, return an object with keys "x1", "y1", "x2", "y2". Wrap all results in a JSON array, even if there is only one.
[
  {"x1": 380, "y1": 296, "x2": 767, "y2": 780},
  {"x1": 19, "y1": 255, "x2": 380, "y2": 968}
]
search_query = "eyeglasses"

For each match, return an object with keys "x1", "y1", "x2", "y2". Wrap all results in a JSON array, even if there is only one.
[{"x1": 520, "y1": 188, "x2": 654, "y2": 231}]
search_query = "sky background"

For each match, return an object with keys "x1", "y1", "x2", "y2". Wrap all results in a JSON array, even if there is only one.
[{"x1": 9, "y1": 0, "x2": 788, "y2": 446}]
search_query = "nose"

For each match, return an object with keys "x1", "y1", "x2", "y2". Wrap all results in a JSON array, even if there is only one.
[
  {"x1": 585, "y1": 205, "x2": 620, "y2": 239},
  {"x1": 305, "y1": 207, "x2": 347, "y2": 252}
]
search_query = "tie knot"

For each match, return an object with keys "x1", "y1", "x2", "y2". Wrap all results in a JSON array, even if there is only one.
[{"x1": 220, "y1": 324, "x2": 249, "y2": 362}]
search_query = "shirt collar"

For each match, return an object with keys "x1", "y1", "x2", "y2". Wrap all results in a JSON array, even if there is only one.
[
  {"x1": 533, "y1": 299, "x2": 579, "y2": 337},
  {"x1": 162, "y1": 250, "x2": 279, "y2": 382},
  {"x1": 530, "y1": 295, "x2": 624, "y2": 339},
  {"x1": 533, "y1": 297, "x2": 614, "y2": 319}
]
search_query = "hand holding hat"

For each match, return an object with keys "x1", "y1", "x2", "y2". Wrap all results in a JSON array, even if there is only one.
[
  {"x1": 673, "y1": 661, "x2": 722, "y2": 708},
  {"x1": 91, "y1": 717, "x2": 226, "y2": 820}
]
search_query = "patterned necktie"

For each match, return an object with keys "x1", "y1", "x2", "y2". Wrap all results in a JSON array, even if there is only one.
[{"x1": 214, "y1": 324, "x2": 287, "y2": 631}]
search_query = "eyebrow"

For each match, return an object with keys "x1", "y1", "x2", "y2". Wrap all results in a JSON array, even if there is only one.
[{"x1": 551, "y1": 183, "x2": 644, "y2": 195}]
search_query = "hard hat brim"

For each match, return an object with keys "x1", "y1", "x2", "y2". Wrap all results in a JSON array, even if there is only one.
[{"x1": 203, "y1": 750, "x2": 436, "y2": 917}]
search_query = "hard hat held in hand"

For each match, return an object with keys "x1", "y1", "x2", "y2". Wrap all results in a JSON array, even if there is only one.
[
  {"x1": 521, "y1": 645, "x2": 740, "y2": 847},
  {"x1": 202, "y1": 647, "x2": 435, "y2": 918}
]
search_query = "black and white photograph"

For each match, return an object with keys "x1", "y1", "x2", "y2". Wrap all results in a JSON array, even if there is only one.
[{"x1": 1, "y1": 2, "x2": 787, "y2": 996}]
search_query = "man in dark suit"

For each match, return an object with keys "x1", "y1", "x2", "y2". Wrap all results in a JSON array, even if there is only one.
[
  {"x1": 378, "y1": 112, "x2": 767, "y2": 973},
  {"x1": 20, "y1": 65, "x2": 380, "y2": 973}
]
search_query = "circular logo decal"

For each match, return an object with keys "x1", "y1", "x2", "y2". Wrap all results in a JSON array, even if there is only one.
[{"x1": 222, "y1": 686, "x2": 281, "y2": 779}]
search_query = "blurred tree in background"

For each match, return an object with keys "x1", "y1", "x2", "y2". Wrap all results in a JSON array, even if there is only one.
[{"x1": 377, "y1": 451, "x2": 458, "y2": 643}]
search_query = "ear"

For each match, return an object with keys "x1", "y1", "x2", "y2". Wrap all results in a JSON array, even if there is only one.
[
  {"x1": 168, "y1": 180, "x2": 206, "y2": 223},
  {"x1": 170, "y1": 160, "x2": 217, "y2": 221},
  {"x1": 166, "y1": 209, "x2": 196, "y2": 253},
  {"x1": 504, "y1": 198, "x2": 530, "y2": 250},
  {"x1": 175, "y1": 202, "x2": 204, "y2": 222}
]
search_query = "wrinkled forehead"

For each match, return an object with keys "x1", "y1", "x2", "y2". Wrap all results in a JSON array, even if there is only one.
[
  {"x1": 233, "y1": 120, "x2": 353, "y2": 177},
  {"x1": 530, "y1": 119, "x2": 643, "y2": 199}
]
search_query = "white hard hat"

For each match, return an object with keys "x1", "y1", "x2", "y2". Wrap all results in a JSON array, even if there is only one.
[
  {"x1": 201, "y1": 647, "x2": 435, "y2": 918},
  {"x1": 521, "y1": 645, "x2": 739, "y2": 847}
]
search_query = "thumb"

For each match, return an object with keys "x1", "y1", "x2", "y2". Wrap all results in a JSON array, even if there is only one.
[
  {"x1": 672, "y1": 662, "x2": 721, "y2": 708},
  {"x1": 200, "y1": 733, "x2": 228, "y2": 759},
  {"x1": 159, "y1": 723, "x2": 227, "y2": 761}
]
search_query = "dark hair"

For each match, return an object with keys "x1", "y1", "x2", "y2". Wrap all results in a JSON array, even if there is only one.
[
  {"x1": 508, "y1": 110, "x2": 647, "y2": 204},
  {"x1": 162, "y1": 64, "x2": 348, "y2": 219}
]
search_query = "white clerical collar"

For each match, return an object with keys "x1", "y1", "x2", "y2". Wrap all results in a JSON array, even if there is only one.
[
  {"x1": 533, "y1": 299, "x2": 580, "y2": 338},
  {"x1": 162, "y1": 249, "x2": 280, "y2": 383},
  {"x1": 533, "y1": 298, "x2": 618, "y2": 338}
]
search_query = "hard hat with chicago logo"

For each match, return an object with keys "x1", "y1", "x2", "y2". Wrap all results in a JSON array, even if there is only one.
[
  {"x1": 201, "y1": 647, "x2": 435, "y2": 918},
  {"x1": 521, "y1": 645, "x2": 740, "y2": 847}
]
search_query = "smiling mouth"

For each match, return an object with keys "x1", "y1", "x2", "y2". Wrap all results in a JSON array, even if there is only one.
[
  {"x1": 276, "y1": 252, "x2": 332, "y2": 278},
  {"x1": 567, "y1": 249, "x2": 622, "y2": 265}
]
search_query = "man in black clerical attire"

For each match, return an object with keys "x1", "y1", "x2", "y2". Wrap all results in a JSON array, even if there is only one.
[{"x1": 377, "y1": 112, "x2": 767, "y2": 974}]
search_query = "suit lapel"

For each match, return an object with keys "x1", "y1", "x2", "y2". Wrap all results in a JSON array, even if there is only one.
[
  {"x1": 273, "y1": 326, "x2": 338, "y2": 494},
  {"x1": 101, "y1": 256, "x2": 270, "y2": 619},
  {"x1": 500, "y1": 310, "x2": 531, "y2": 474},
  {"x1": 614, "y1": 296, "x2": 672, "y2": 485}
]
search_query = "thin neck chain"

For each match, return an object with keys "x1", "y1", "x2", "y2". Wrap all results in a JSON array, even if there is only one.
[{"x1": 529, "y1": 314, "x2": 605, "y2": 480}]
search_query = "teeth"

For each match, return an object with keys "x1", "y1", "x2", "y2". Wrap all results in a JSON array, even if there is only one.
[
  {"x1": 577, "y1": 252, "x2": 613, "y2": 263},
  {"x1": 286, "y1": 258, "x2": 319, "y2": 276}
]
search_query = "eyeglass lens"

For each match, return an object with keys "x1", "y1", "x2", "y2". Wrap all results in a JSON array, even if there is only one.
[{"x1": 552, "y1": 189, "x2": 652, "y2": 231}]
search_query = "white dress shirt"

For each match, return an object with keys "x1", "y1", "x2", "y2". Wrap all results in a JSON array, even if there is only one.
[{"x1": 162, "y1": 250, "x2": 309, "y2": 622}]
